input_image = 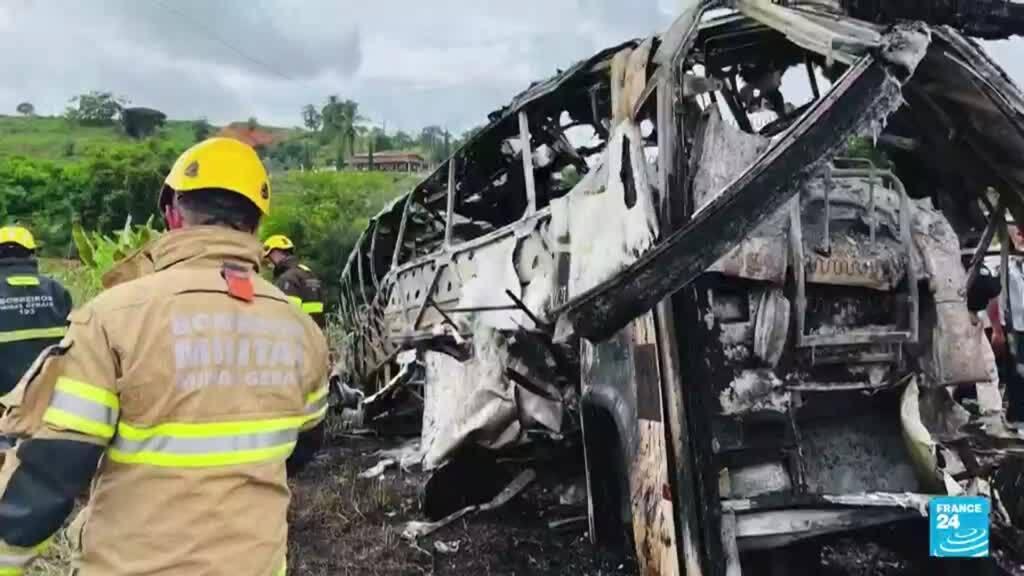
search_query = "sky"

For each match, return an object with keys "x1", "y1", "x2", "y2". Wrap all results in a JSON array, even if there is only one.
[{"x1": 0, "y1": 0, "x2": 1021, "y2": 135}]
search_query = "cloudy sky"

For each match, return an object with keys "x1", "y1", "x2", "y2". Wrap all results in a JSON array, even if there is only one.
[{"x1": 0, "y1": 0, "x2": 1021, "y2": 135}]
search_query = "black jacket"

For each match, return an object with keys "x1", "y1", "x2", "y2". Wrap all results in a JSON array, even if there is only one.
[
  {"x1": 0, "y1": 258, "x2": 72, "y2": 396},
  {"x1": 273, "y1": 256, "x2": 325, "y2": 329}
]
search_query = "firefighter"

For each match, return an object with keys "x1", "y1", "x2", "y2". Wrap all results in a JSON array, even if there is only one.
[
  {"x1": 0, "y1": 225, "x2": 72, "y2": 454},
  {"x1": 0, "y1": 137, "x2": 329, "y2": 576},
  {"x1": 0, "y1": 226, "x2": 72, "y2": 401},
  {"x1": 263, "y1": 234, "x2": 326, "y2": 329},
  {"x1": 262, "y1": 237, "x2": 364, "y2": 416}
]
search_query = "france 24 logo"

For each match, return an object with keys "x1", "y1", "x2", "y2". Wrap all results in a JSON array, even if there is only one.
[{"x1": 929, "y1": 496, "x2": 990, "y2": 558}]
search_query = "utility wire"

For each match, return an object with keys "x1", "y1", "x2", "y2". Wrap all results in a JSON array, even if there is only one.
[{"x1": 151, "y1": 0, "x2": 294, "y2": 82}]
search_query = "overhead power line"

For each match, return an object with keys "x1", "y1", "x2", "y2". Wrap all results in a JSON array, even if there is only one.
[{"x1": 151, "y1": 0, "x2": 294, "y2": 82}]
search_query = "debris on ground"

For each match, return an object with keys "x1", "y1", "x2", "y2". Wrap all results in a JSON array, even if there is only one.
[
  {"x1": 287, "y1": 435, "x2": 634, "y2": 576},
  {"x1": 358, "y1": 458, "x2": 396, "y2": 479},
  {"x1": 433, "y1": 540, "x2": 461, "y2": 555},
  {"x1": 548, "y1": 516, "x2": 588, "y2": 531},
  {"x1": 403, "y1": 469, "x2": 537, "y2": 541}
]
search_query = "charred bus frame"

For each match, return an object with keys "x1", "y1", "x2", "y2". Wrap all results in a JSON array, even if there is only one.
[{"x1": 339, "y1": 2, "x2": 1024, "y2": 574}]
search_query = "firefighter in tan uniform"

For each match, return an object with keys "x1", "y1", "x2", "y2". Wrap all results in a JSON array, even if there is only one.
[{"x1": 0, "y1": 137, "x2": 329, "y2": 576}]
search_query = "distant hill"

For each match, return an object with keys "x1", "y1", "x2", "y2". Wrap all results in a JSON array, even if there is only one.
[
  {"x1": 0, "y1": 115, "x2": 300, "y2": 163},
  {"x1": 0, "y1": 114, "x2": 440, "y2": 175},
  {"x1": 0, "y1": 115, "x2": 194, "y2": 162}
]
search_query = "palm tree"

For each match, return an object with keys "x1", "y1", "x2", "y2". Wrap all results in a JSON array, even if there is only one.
[
  {"x1": 302, "y1": 104, "x2": 321, "y2": 132},
  {"x1": 321, "y1": 96, "x2": 363, "y2": 169},
  {"x1": 338, "y1": 99, "x2": 362, "y2": 159}
]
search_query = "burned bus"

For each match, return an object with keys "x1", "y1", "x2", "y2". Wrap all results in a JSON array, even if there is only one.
[{"x1": 338, "y1": 2, "x2": 1024, "y2": 573}]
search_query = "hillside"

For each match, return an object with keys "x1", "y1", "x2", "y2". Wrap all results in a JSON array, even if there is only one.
[
  {"x1": 0, "y1": 115, "x2": 306, "y2": 164},
  {"x1": 0, "y1": 115, "x2": 197, "y2": 162}
]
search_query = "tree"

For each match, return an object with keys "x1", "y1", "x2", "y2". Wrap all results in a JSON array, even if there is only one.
[
  {"x1": 320, "y1": 95, "x2": 341, "y2": 143},
  {"x1": 340, "y1": 100, "x2": 360, "y2": 158},
  {"x1": 458, "y1": 124, "x2": 485, "y2": 148},
  {"x1": 392, "y1": 130, "x2": 414, "y2": 150},
  {"x1": 302, "y1": 141, "x2": 313, "y2": 171},
  {"x1": 121, "y1": 107, "x2": 167, "y2": 139},
  {"x1": 321, "y1": 96, "x2": 362, "y2": 168},
  {"x1": 335, "y1": 144, "x2": 346, "y2": 171},
  {"x1": 374, "y1": 129, "x2": 394, "y2": 153},
  {"x1": 15, "y1": 102, "x2": 34, "y2": 116},
  {"x1": 321, "y1": 96, "x2": 340, "y2": 136},
  {"x1": 192, "y1": 118, "x2": 213, "y2": 142},
  {"x1": 419, "y1": 125, "x2": 446, "y2": 164},
  {"x1": 65, "y1": 91, "x2": 128, "y2": 125},
  {"x1": 302, "y1": 104, "x2": 322, "y2": 132},
  {"x1": 247, "y1": 117, "x2": 259, "y2": 131},
  {"x1": 419, "y1": 125, "x2": 444, "y2": 148},
  {"x1": 354, "y1": 125, "x2": 369, "y2": 154},
  {"x1": 268, "y1": 140, "x2": 306, "y2": 171}
]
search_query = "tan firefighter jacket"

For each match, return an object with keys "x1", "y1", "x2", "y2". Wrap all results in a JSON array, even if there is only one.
[{"x1": 0, "y1": 226, "x2": 329, "y2": 576}]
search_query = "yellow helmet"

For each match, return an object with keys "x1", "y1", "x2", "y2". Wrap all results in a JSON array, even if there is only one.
[
  {"x1": 0, "y1": 225, "x2": 36, "y2": 251},
  {"x1": 263, "y1": 234, "x2": 295, "y2": 257},
  {"x1": 160, "y1": 137, "x2": 271, "y2": 215}
]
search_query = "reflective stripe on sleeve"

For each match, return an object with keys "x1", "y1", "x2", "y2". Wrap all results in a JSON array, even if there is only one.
[
  {"x1": 301, "y1": 301, "x2": 324, "y2": 314},
  {"x1": 0, "y1": 550, "x2": 31, "y2": 575},
  {"x1": 303, "y1": 386, "x2": 329, "y2": 429},
  {"x1": 0, "y1": 536, "x2": 52, "y2": 575},
  {"x1": 42, "y1": 378, "x2": 119, "y2": 440},
  {"x1": 5, "y1": 276, "x2": 40, "y2": 287},
  {"x1": 305, "y1": 386, "x2": 328, "y2": 407},
  {"x1": 0, "y1": 326, "x2": 66, "y2": 344},
  {"x1": 287, "y1": 296, "x2": 303, "y2": 309},
  {"x1": 108, "y1": 416, "x2": 306, "y2": 468}
]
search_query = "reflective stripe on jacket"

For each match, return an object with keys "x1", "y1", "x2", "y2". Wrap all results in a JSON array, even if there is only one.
[
  {"x1": 0, "y1": 259, "x2": 72, "y2": 397},
  {"x1": 0, "y1": 227, "x2": 328, "y2": 576}
]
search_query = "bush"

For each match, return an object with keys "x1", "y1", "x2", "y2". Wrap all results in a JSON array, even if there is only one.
[
  {"x1": 192, "y1": 119, "x2": 212, "y2": 142},
  {"x1": 72, "y1": 215, "x2": 159, "y2": 294},
  {"x1": 38, "y1": 259, "x2": 98, "y2": 308},
  {"x1": 37, "y1": 218, "x2": 159, "y2": 308},
  {"x1": 0, "y1": 140, "x2": 182, "y2": 256},
  {"x1": 5, "y1": 140, "x2": 411, "y2": 315},
  {"x1": 260, "y1": 171, "x2": 413, "y2": 307},
  {"x1": 122, "y1": 107, "x2": 167, "y2": 139}
]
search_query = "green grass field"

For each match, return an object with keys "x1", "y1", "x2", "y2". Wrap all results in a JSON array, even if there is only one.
[{"x1": 0, "y1": 115, "x2": 197, "y2": 162}]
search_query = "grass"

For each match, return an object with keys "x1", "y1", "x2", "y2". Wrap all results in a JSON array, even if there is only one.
[
  {"x1": 0, "y1": 114, "x2": 432, "y2": 172},
  {"x1": 0, "y1": 115, "x2": 196, "y2": 163},
  {"x1": 38, "y1": 258, "x2": 100, "y2": 308},
  {"x1": 26, "y1": 520, "x2": 76, "y2": 576}
]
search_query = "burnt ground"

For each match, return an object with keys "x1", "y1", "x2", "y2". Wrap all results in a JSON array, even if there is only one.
[
  {"x1": 286, "y1": 432, "x2": 1024, "y2": 576},
  {"x1": 286, "y1": 432, "x2": 636, "y2": 576}
]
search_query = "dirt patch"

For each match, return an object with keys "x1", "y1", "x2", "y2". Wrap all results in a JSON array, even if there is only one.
[
  {"x1": 287, "y1": 434, "x2": 635, "y2": 576},
  {"x1": 216, "y1": 123, "x2": 289, "y2": 148}
]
